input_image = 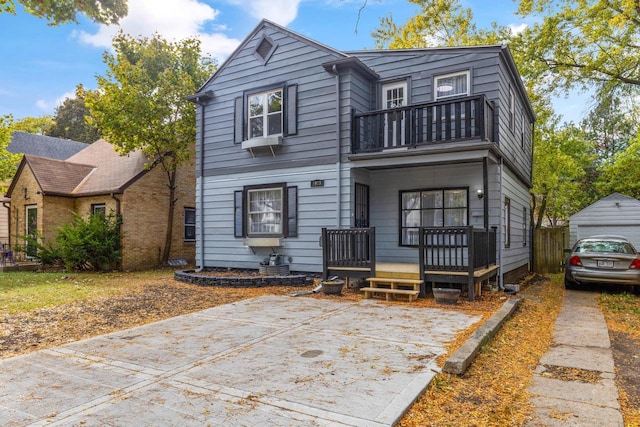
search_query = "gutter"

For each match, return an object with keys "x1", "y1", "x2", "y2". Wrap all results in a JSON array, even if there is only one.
[{"x1": 331, "y1": 64, "x2": 342, "y2": 228}]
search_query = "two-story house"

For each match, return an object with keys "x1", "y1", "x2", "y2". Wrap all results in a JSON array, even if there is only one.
[{"x1": 190, "y1": 20, "x2": 534, "y2": 299}]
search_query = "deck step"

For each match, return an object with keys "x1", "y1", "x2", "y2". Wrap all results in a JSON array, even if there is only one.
[{"x1": 360, "y1": 287, "x2": 419, "y2": 302}]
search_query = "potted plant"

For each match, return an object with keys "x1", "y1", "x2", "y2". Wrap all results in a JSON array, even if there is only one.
[
  {"x1": 432, "y1": 287, "x2": 461, "y2": 304},
  {"x1": 320, "y1": 278, "x2": 344, "y2": 295}
]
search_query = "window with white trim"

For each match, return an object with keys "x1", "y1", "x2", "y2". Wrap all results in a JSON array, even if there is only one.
[
  {"x1": 400, "y1": 188, "x2": 468, "y2": 246},
  {"x1": 234, "y1": 184, "x2": 298, "y2": 238},
  {"x1": 184, "y1": 207, "x2": 196, "y2": 242},
  {"x1": 434, "y1": 71, "x2": 470, "y2": 100},
  {"x1": 248, "y1": 88, "x2": 282, "y2": 139},
  {"x1": 509, "y1": 87, "x2": 515, "y2": 130}
]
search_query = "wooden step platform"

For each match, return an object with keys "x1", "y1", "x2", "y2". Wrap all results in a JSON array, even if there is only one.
[
  {"x1": 361, "y1": 287, "x2": 419, "y2": 302},
  {"x1": 361, "y1": 276, "x2": 423, "y2": 302}
]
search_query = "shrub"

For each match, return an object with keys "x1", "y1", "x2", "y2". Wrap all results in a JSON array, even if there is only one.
[{"x1": 26, "y1": 212, "x2": 122, "y2": 272}]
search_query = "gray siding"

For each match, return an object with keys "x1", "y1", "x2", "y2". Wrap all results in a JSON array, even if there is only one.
[
  {"x1": 569, "y1": 194, "x2": 640, "y2": 248},
  {"x1": 197, "y1": 164, "x2": 339, "y2": 273},
  {"x1": 501, "y1": 167, "x2": 531, "y2": 275},
  {"x1": 199, "y1": 26, "x2": 345, "y2": 177}
]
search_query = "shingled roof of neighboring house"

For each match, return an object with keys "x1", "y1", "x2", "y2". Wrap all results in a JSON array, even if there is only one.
[
  {"x1": 7, "y1": 139, "x2": 150, "y2": 198},
  {"x1": 8, "y1": 131, "x2": 89, "y2": 160}
]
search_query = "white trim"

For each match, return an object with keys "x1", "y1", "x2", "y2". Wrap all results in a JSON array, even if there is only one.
[{"x1": 434, "y1": 70, "x2": 470, "y2": 100}]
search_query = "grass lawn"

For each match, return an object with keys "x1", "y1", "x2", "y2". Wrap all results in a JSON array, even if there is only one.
[{"x1": 0, "y1": 270, "x2": 170, "y2": 314}]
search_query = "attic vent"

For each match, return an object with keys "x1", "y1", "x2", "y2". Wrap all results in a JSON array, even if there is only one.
[{"x1": 254, "y1": 35, "x2": 276, "y2": 65}]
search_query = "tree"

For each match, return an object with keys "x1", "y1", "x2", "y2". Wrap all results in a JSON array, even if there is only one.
[
  {"x1": 1, "y1": 0, "x2": 127, "y2": 25},
  {"x1": 47, "y1": 96, "x2": 101, "y2": 143},
  {"x1": 596, "y1": 137, "x2": 640, "y2": 199},
  {"x1": 515, "y1": 0, "x2": 640, "y2": 95},
  {"x1": 83, "y1": 32, "x2": 215, "y2": 265},
  {"x1": 373, "y1": 0, "x2": 510, "y2": 48}
]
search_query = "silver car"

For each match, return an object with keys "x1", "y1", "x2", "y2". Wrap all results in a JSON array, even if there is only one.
[{"x1": 564, "y1": 236, "x2": 640, "y2": 289}]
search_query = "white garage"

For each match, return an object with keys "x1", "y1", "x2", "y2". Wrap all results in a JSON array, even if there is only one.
[{"x1": 569, "y1": 193, "x2": 640, "y2": 249}]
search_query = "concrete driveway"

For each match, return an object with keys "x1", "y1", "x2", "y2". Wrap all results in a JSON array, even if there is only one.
[{"x1": 0, "y1": 295, "x2": 481, "y2": 426}]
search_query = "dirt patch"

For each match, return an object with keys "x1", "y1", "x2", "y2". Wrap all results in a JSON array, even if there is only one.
[
  {"x1": 610, "y1": 330, "x2": 640, "y2": 424},
  {"x1": 0, "y1": 280, "x2": 304, "y2": 359}
]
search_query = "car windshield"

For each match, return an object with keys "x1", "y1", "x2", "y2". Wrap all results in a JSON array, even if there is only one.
[{"x1": 575, "y1": 241, "x2": 635, "y2": 254}]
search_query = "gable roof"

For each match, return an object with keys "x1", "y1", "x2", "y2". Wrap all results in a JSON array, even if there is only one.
[
  {"x1": 193, "y1": 19, "x2": 348, "y2": 94},
  {"x1": 8, "y1": 131, "x2": 89, "y2": 160},
  {"x1": 570, "y1": 193, "x2": 640, "y2": 219},
  {"x1": 7, "y1": 139, "x2": 149, "y2": 198}
]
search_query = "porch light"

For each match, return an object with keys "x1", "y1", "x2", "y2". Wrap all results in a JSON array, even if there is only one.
[{"x1": 477, "y1": 189, "x2": 484, "y2": 199}]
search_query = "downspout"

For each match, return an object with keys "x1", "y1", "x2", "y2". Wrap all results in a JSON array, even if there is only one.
[
  {"x1": 195, "y1": 98, "x2": 209, "y2": 272},
  {"x1": 110, "y1": 193, "x2": 122, "y2": 269},
  {"x1": 332, "y1": 64, "x2": 342, "y2": 228},
  {"x1": 498, "y1": 158, "x2": 504, "y2": 290}
]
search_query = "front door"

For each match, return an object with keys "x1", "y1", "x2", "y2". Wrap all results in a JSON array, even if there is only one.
[
  {"x1": 25, "y1": 205, "x2": 37, "y2": 259},
  {"x1": 382, "y1": 81, "x2": 407, "y2": 147}
]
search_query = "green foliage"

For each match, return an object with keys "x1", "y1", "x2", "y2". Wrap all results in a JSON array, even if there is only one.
[
  {"x1": 596, "y1": 138, "x2": 640, "y2": 199},
  {"x1": 47, "y1": 96, "x2": 101, "y2": 143},
  {"x1": 515, "y1": 0, "x2": 640, "y2": 95},
  {"x1": 373, "y1": 0, "x2": 510, "y2": 48},
  {"x1": 84, "y1": 32, "x2": 215, "y2": 264},
  {"x1": 0, "y1": 0, "x2": 128, "y2": 25},
  {"x1": 26, "y1": 212, "x2": 122, "y2": 272}
]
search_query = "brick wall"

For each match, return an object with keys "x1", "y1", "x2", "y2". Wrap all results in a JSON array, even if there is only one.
[{"x1": 120, "y1": 159, "x2": 195, "y2": 270}]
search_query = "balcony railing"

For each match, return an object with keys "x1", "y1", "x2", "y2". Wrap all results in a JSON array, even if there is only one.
[{"x1": 351, "y1": 95, "x2": 494, "y2": 154}]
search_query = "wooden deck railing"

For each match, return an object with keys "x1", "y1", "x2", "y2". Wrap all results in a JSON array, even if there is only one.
[
  {"x1": 351, "y1": 95, "x2": 494, "y2": 154},
  {"x1": 320, "y1": 226, "x2": 497, "y2": 300},
  {"x1": 321, "y1": 227, "x2": 376, "y2": 279}
]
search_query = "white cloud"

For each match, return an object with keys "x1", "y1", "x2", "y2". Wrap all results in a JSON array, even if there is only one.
[
  {"x1": 225, "y1": 0, "x2": 301, "y2": 25},
  {"x1": 36, "y1": 91, "x2": 76, "y2": 112},
  {"x1": 509, "y1": 23, "x2": 527, "y2": 35},
  {"x1": 76, "y1": 0, "x2": 242, "y2": 64}
]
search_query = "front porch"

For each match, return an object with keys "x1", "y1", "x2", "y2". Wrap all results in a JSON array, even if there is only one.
[{"x1": 321, "y1": 226, "x2": 499, "y2": 301}]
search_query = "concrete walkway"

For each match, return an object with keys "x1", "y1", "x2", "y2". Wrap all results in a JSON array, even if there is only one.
[
  {"x1": 527, "y1": 290, "x2": 624, "y2": 426},
  {"x1": 0, "y1": 295, "x2": 482, "y2": 426}
]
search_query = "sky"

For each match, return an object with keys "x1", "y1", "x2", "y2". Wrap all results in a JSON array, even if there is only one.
[{"x1": 0, "y1": 0, "x2": 588, "y2": 123}]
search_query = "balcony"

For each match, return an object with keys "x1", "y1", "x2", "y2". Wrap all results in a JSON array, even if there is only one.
[{"x1": 351, "y1": 95, "x2": 494, "y2": 154}]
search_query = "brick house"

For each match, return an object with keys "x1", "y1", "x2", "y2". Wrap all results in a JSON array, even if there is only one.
[
  {"x1": 6, "y1": 139, "x2": 195, "y2": 270},
  {"x1": 1, "y1": 132, "x2": 89, "y2": 243}
]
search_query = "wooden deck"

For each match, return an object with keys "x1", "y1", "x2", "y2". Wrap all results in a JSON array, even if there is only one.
[{"x1": 328, "y1": 262, "x2": 499, "y2": 301}]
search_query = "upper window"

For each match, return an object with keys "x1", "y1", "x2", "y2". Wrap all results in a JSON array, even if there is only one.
[
  {"x1": 235, "y1": 85, "x2": 296, "y2": 144},
  {"x1": 509, "y1": 87, "x2": 515, "y2": 130},
  {"x1": 434, "y1": 71, "x2": 469, "y2": 100},
  {"x1": 235, "y1": 184, "x2": 298, "y2": 238},
  {"x1": 184, "y1": 207, "x2": 196, "y2": 242},
  {"x1": 248, "y1": 88, "x2": 283, "y2": 139},
  {"x1": 400, "y1": 188, "x2": 468, "y2": 246}
]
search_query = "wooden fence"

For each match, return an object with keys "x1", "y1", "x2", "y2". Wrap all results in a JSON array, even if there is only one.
[{"x1": 533, "y1": 227, "x2": 569, "y2": 274}]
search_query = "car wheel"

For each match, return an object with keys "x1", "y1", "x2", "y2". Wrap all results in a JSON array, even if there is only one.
[{"x1": 564, "y1": 278, "x2": 576, "y2": 290}]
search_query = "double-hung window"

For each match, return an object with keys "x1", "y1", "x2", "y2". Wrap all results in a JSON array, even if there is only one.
[
  {"x1": 235, "y1": 84, "x2": 297, "y2": 144},
  {"x1": 234, "y1": 184, "x2": 298, "y2": 238},
  {"x1": 184, "y1": 207, "x2": 196, "y2": 242},
  {"x1": 248, "y1": 88, "x2": 282, "y2": 139},
  {"x1": 434, "y1": 71, "x2": 469, "y2": 100},
  {"x1": 247, "y1": 187, "x2": 283, "y2": 235},
  {"x1": 400, "y1": 188, "x2": 468, "y2": 246}
]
